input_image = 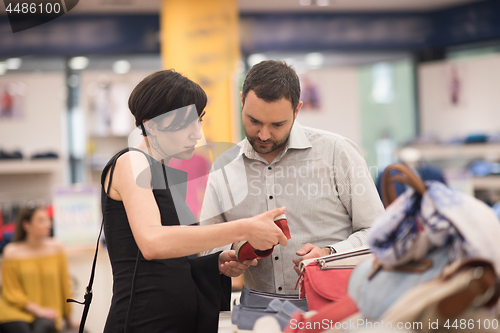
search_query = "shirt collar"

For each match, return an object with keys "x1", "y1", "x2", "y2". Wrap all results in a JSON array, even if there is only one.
[
  {"x1": 287, "y1": 121, "x2": 312, "y2": 150},
  {"x1": 239, "y1": 121, "x2": 312, "y2": 162}
]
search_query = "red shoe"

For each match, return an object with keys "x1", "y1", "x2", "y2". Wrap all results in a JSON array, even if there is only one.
[{"x1": 235, "y1": 214, "x2": 291, "y2": 262}]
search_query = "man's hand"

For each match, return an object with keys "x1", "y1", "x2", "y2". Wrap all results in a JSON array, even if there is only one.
[
  {"x1": 219, "y1": 250, "x2": 258, "y2": 277},
  {"x1": 292, "y1": 243, "x2": 332, "y2": 275}
]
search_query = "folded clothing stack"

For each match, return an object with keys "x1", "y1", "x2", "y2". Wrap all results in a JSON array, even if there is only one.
[
  {"x1": 232, "y1": 286, "x2": 307, "y2": 332},
  {"x1": 468, "y1": 159, "x2": 500, "y2": 177},
  {"x1": 0, "y1": 149, "x2": 23, "y2": 160},
  {"x1": 31, "y1": 151, "x2": 59, "y2": 159}
]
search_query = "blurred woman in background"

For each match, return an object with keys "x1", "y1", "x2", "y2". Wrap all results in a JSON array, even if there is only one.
[{"x1": 0, "y1": 206, "x2": 77, "y2": 333}]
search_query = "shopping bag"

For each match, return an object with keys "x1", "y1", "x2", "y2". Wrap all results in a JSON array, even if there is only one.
[
  {"x1": 370, "y1": 163, "x2": 500, "y2": 273},
  {"x1": 350, "y1": 163, "x2": 500, "y2": 320},
  {"x1": 347, "y1": 246, "x2": 450, "y2": 319},
  {"x1": 381, "y1": 258, "x2": 499, "y2": 333},
  {"x1": 297, "y1": 246, "x2": 373, "y2": 311},
  {"x1": 284, "y1": 295, "x2": 359, "y2": 333}
]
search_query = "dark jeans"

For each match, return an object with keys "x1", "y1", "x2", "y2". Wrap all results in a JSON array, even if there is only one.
[{"x1": 0, "y1": 318, "x2": 56, "y2": 333}]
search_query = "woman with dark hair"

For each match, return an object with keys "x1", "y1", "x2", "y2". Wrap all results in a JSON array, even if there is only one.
[
  {"x1": 0, "y1": 206, "x2": 77, "y2": 333},
  {"x1": 101, "y1": 69, "x2": 288, "y2": 333}
]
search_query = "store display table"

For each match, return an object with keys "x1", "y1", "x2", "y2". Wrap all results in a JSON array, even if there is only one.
[{"x1": 218, "y1": 311, "x2": 233, "y2": 333}]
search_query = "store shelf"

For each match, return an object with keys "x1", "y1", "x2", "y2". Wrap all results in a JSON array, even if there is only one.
[
  {"x1": 472, "y1": 176, "x2": 500, "y2": 191},
  {"x1": 401, "y1": 143, "x2": 500, "y2": 161},
  {"x1": 0, "y1": 159, "x2": 61, "y2": 175},
  {"x1": 89, "y1": 134, "x2": 128, "y2": 138}
]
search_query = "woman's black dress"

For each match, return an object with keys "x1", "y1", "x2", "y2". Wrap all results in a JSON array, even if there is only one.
[{"x1": 101, "y1": 148, "x2": 230, "y2": 333}]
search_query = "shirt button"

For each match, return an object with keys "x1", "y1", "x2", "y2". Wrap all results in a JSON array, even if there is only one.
[
  {"x1": 274, "y1": 256, "x2": 279, "y2": 260},
  {"x1": 278, "y1": 287, "x2": 282, "y2": 291},
  {"x1": 269, "y1": 196, "x2": 273, "y2": 199},
  {"x1": 268, "y1": 166, "x2": 272, "y2": 170}
]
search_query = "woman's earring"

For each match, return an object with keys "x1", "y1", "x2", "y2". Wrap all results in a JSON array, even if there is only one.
[{"x1": 152, "y1": 137, "x2": 159, "y2": 149}]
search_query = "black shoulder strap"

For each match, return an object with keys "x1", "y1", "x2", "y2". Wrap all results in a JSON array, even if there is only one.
[
  {"x1": 67, "y1": 159, "x2": 116, "y2": 333},
  {"x1": 67, "y1": 148, "x2": 153, "y2": 333}
]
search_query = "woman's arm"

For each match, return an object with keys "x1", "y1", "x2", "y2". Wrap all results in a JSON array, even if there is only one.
[
  {"x1": 1, "y1": 246, "x2": 30, "y2": 310},
  {"x1": 24, "y1": 302, "x2": 57, "y2": 321},
  {"x1": 106, "y1": 151, "x2": 287, "y2": 260}
]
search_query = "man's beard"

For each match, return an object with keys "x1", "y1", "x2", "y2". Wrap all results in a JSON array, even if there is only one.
[{"x1": 245, "y1": 127, "x2": 292, "y2": 155}]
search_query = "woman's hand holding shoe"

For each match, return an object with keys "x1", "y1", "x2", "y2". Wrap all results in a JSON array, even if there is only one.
[{"x1": 245, "y1": 207, "x2": 288, "y2": 251}]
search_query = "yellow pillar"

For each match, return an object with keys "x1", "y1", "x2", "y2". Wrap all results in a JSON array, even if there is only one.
[{"x1": 161, "y1": 0, "x2": 241, "y2": 144}]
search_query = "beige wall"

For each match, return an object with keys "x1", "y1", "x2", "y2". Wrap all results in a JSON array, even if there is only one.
[
  {"x1": 0, "y1": 72, "x2": 67, "y2": 203},
  {"x1": 419, "y1": 54, "x2": 500, "y2": 141},
  {"x1": 67, "y1": 249, "x2": 113, "y2": 333},
  {"x1": 297, "y1": 67, "x2": 361, "y2": 146}
]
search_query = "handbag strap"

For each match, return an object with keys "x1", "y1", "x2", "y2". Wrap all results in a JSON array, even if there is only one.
[
  {"x1": 437, "y1": 260, "x2": 499, "y2": 318},
  {"x1": 67, "y1": 148, "x2": 146, "y2": 333},
  {"x1": 381, "y1": 163, "x2": 427, "y2": 208},
  {"x1": 66, "y1": 160, "x2": 116, "y2": 333}
]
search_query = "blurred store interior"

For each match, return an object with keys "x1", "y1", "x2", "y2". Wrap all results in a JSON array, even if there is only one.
[{"x1": 1, "y1": 0, "x2": 500, "y2": 331}]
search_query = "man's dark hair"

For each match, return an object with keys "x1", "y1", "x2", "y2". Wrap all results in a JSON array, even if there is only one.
[
  {"x1": 129, "y1": 69, "x2": 207, "y2": 136},
  {"x1": 242, "y1": 60, "x2": 301, "y2": 111}
]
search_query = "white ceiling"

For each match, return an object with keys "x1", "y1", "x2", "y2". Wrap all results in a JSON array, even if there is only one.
[{"x1": 71, "y1": 0, "x2": 484, "y2": 14}]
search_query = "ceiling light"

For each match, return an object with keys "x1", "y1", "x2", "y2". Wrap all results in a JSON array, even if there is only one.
[
  {"x1": 113, "y1": 60, "x2": 131, "y2": 74},
  {"x1": 247, "y1": 54, "x2": 268, "y2": 67},
  {"x1": 305, "y1": 52, "x2": 325, "y2": 68},
  {"x1": 300, "y1": 0, "x2": 312, "y2": 6},
  {"x1": 0, "y1": 62, "x2": 6, "y2": 75},
  {"x1": 69, "y1": 56, "x2": 89, "y2": 70},
  {"x1": 316, "y1": 0, "x2": 329, "y2": 6},
  {"x1": 5, "y1": 58, "x2": 22, "y2": 70}
]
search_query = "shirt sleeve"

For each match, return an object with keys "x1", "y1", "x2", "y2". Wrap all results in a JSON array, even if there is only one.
[
  {"x1": 1, "y1": 260, "x2": 29, "y2": 309},
  {"x1": 199, "y1": 167, "x2": 231, "y2": 256},
  {"x1": 329, "y1": 138, "x2": 385, "y2": 253},
  {"x1": 58, "y1": 252, "x2": 73, "y2": 318}
]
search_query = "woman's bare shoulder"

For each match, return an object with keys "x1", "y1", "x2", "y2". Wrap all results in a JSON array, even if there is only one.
[
  {"x1": 114, "y1": 150, "x2": 153, "y2": 190},
  {"x1": 2, "y1": 242, "x2": 22, "y2": 259},
  {"x1": 2, "y1": 239, "x2": 64, "y2": 260},
  {"x1": 116, "y1": 150, "x2": 151, "y2": 173},
  {"x1": 44, "y1": 238, "x2": 65, "y2": 253}
]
